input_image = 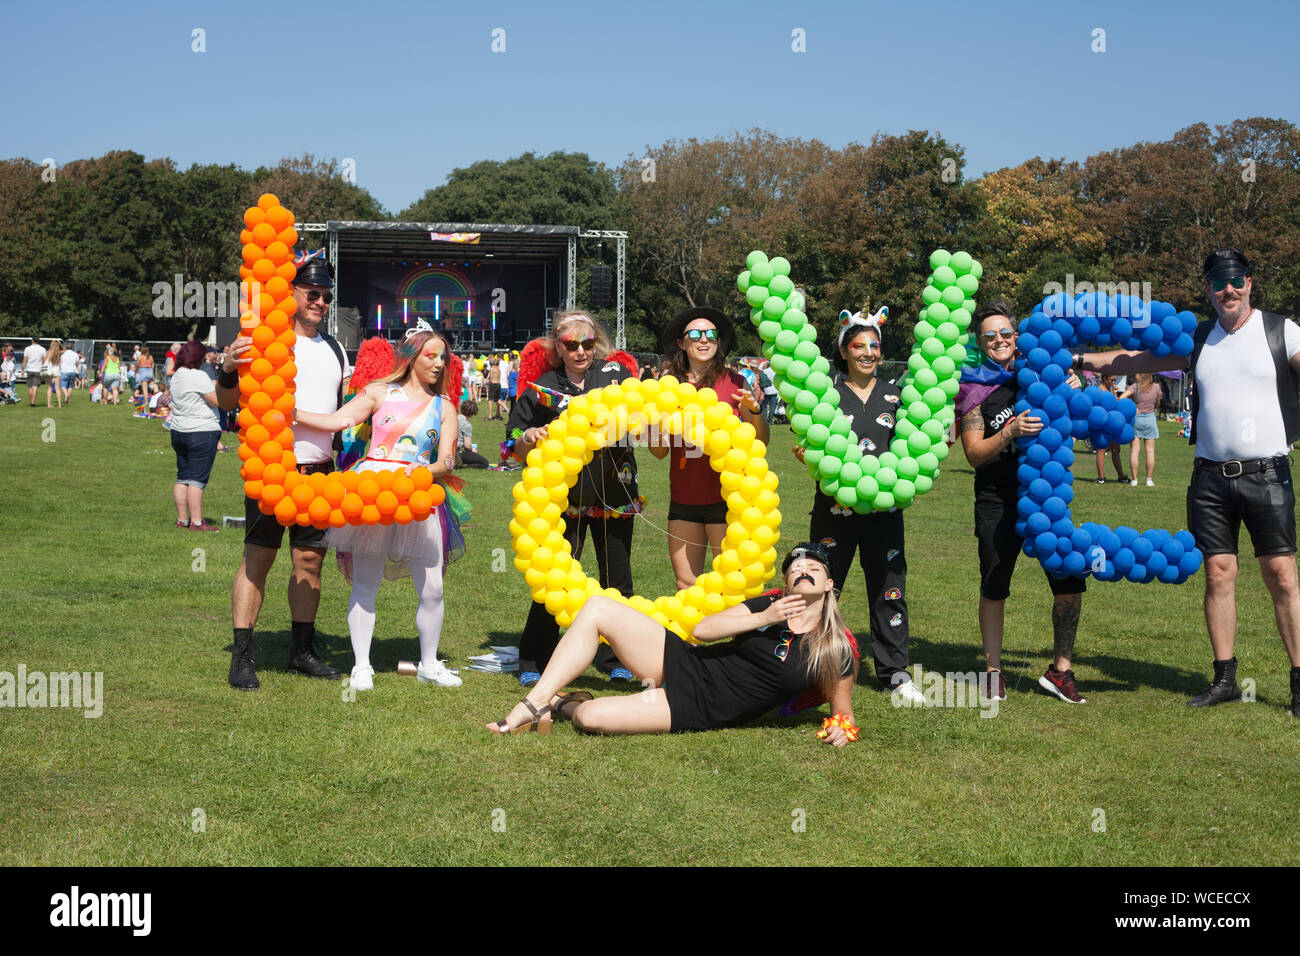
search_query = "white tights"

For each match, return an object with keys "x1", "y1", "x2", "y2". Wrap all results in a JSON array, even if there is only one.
[{"x1": 347, "y1": 553, "x2": 445, "y2": 670}]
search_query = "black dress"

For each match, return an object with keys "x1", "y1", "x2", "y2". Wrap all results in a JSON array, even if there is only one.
[{"x1": 661, "y1": 594, "x2": 853, "y2": 732}]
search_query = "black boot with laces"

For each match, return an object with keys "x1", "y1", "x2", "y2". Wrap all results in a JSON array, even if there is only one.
[
  {"x1": 1187, "y1": 657, "x2": 1241, "y2": 708},
  {"x1": 288, "y1": 623, "x2": 341, "y2": 680}
]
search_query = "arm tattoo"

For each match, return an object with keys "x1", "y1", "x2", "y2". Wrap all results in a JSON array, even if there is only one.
[{"x1": 960, "y1": 405, "x2": 983, "y2": 434}]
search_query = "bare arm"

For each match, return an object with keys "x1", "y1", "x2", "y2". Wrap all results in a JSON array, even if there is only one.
[
  {"x1": 958, "y1": 403, "x2": 1040, "y2": 469},
  {"x1": 215, "y1": 336, "x2": 252, "y2": 410},
  {"x1": 819, "y1": 675, "x2": 857, "y2": 748},
  {"x1": 295, "y1": 383, "x2": 383, "y2": 433},
  {"x1": 1080, "y1": 349, "x2": 1188, "y2": 376},
  {"x1": 691, "y1": 594, "x2": 807, "y2": 643}
]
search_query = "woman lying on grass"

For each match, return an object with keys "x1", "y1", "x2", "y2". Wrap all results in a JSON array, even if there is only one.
[{"x1": 487, "y1": 543, "x2": 860, "y2": 746}]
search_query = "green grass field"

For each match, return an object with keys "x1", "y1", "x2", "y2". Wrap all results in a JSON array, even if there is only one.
[{"x1": 1, "y1": 397, "x2": 1297, "y2": 866}]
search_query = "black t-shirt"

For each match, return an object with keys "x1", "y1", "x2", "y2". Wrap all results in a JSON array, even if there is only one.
[
  {"x1": 506, "y1": 361, "x2": 639, "y2": 508},
  {"x1": 678, "y1": 594, "x2": 853, "y2": 728},
  {"x1": 973, "y1": 381, "x2": 1019, "y2": 499},
  {"x1": 812, "y1": 378, "x2": 900, "y2": 513}
]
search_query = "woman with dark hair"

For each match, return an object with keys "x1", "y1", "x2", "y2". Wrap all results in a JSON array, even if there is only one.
[
  {"x1": 507, "y1": 311, "x2": 642, "y2": 685},
  {"x1": 957, "y1": 300, "x2": 1089, "y2": 704},
  {"x1": 295, "y1": 321, "x2": 468, "y2": 691},
  {"x1": 487, "y1": 543, "x2": 859, "y2": 745},
  {"x1": 794, "y1": 307, "x2": 924, "y2": 706},
  {"x1": 650, "y1": 307, "x2": 770, "y2": 591},
  {"x1": 169, "y1": 340, "x2": 223, "y2": 530}
]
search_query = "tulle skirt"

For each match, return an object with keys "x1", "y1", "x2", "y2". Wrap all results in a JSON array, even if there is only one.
[{"x1": 326, "y1": 460, "x2": 469, "y2": 580}]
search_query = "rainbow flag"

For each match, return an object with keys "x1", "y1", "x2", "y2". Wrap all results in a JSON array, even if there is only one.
[{"x1": 527, "y1": 381, "x2": 570, "y2": 411}]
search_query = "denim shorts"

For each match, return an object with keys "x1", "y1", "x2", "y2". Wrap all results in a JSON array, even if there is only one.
[
  {"x1": 138, "y1": 368, "x2": 154, "y2": 382},
  {"x1": 171, "y1": 429, "x2": 221, "y2": 489},
  {"x1": 1133, "y1": 412, "x2": 1159, "y2": 440},
  {"x1": 60, "y1": 372, "x2": 76, "y2": 388},
  {"x1": 104, "y1": 375, "x2": 120, "y2": 389}
]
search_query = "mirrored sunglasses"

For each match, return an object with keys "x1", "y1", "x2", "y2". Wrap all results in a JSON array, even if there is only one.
[
  {"x1": 1210, "y1": 275, "x2": 1247, "y2": 292},
  {"x1": 685, "y1": 328, "x2": 718, "y2": 342}
]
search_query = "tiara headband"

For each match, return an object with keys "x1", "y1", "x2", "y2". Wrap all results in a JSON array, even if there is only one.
[{"x1": 404, "y1": 318, "x2": 435, "y2": 340}]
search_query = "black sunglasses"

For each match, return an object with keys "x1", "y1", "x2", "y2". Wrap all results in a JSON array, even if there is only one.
[
  {"x1": 981, "y1": 329, "x2": 1016, "y2": 341},
  {"x1": 1209, "y1": 275, "x2": 1247, "y2": 292},
  {"x1": 302, "y1": 290, "x2": 334, "y2": 304},
  {"x1": 560, "y1": 338, "x2": 596, "y2": 353},
  {"x1": 684, "y1": 328, "x2": 718, "y2": 342}
]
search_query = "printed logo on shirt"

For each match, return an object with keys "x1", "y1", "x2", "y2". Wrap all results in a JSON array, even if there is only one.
[
  {"x1": 820, "y1": 537, "x2": 837, "y2": 550},
  {"x1": 883, "y1": 393, "x2": 900, "y2": 405},
  {"x1": 859, "y1": 437, "x2": 877, "y2": 453},
  {"x1": 617, "y1": 464, "x2": 634, "y2": 484},
  {"x1": 830, "y1": 504, "x2": 854, "y2": 517},
  {"x1": 988, "y1": 407, "x2": 1015, "y2": 432},
  {"x1": 602, "y1": 361, "x2": 623, "y2": 373},
  {"x1": 889, "y1": 612, "x2": 903, "y2": 627},
  {"x1": 886, "y1": 548, "x2": 900, "y2": 561},
  {"x1": 875, "y1": 413, "x2": 894, "y2": 429},
  {"x1": 885, "y1": 586, "x2": 902, "y2": 601}
]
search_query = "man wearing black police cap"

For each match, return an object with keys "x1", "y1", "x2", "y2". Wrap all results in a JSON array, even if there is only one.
[
  {"x1": 1077, "y1": 249, "x2": 1300, "y2": 716},
  {"x1": 216, "y1": 255, "x2": 351, "y2": 690}
]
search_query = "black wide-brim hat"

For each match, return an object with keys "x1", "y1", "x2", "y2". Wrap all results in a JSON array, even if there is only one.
[{"x1": 662, "y1": 306, "x2": 735, "y2": 355}]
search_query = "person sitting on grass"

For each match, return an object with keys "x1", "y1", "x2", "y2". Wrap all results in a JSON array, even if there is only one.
[{"x1": 487, "y1": 542, "x2": 860, "y2": 746}]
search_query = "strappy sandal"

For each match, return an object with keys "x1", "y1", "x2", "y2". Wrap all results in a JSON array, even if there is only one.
[
  {"x1": 552, "y1": 690, "x2": 593, "y2": 721},
  {"x1": 490, "y1": 698, "x2": 552, "y2": 735}
]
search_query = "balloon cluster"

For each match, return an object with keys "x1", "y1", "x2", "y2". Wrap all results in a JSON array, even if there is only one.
[
  {"x1": 1012, "y1": 290, "x2": 1202, "y2": 583},
  {"x1": 738, "y1": 248, "x2": 979, "y2": 512},
  {"x1": 236, "y1": 193, "x2": 444, "y2": 528},
  {"x1": 511, "y1": 377, "x2": 780, "y2": 637}
]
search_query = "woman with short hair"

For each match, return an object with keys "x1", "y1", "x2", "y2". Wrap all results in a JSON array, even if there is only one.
[{"x1": 169, "y1": 341, "x2": 223, "y2": 530}]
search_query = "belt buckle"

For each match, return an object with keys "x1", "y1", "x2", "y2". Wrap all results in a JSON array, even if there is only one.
[{"x1": 1222, "y1": 460, "x2": 1244, "y2": 478}]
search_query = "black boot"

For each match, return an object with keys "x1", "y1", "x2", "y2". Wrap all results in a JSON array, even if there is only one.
[
  {"x1": 288, "y1": 622, "x2": 341, "y2": 679},
  {"x1": 229, "y1": 628, "x2": 259, "y2": 691},
  {"x1": 1187, "y1": 657, "x2": 1241, "y2": 707},
  {"x1": 1290, "y1": 667, "x2": 1300, "y2": 718}
]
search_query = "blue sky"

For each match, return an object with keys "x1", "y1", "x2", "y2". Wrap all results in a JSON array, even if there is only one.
[{"x1": 3, "y1": 0, "x2": 1297, "y2": 215}]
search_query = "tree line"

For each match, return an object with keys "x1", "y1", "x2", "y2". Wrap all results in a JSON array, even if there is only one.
[{"x1": 2, "y1": 117, "x2": 1296, "y2": 359}]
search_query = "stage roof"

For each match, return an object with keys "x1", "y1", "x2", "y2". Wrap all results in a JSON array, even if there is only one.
[{"x1": 325, "y1": 221, "x2": 578, "y2": 264}]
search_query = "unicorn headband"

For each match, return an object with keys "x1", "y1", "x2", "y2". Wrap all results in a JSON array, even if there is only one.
[{"x1": 837, "y1": 305, "x2": 888, "y2": 349}]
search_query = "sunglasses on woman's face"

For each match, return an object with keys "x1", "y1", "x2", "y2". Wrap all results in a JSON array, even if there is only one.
[
  {"x1": 561, "y1": 338, "x2": 596, "y2": 353},
  {"x1": 302, "y1": 290, "x2": 333, "y2": 304},
  {"x1": 1210, "y1": 275, "x2": 1247, "y2": 292},
  {"x1": 981, "y1": 328, "x2": 1016, "y2": 341},
  {"x1": 684, "y1": 328, "x2": 718, "y2": 342}
]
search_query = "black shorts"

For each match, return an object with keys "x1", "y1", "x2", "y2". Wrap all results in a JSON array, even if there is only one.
[
  {"x1": 1187, "y1": 461, "x2": 1296, "y2": 557},
  {"x1": 243, "y1": 461, "x2": 334, "y2": 551},
  {"x1": 660, "y1": 626, "x2": 710, "y2": 733},
  {"x1": 667, "y1": 500, "x2": 728, "y2": 525},
  {"x1": 488, "y1": 383, "x2": 501, "y2": 401},
  {"x1": 975, "y1": 492, "x2": 1086, "y2": 601}
]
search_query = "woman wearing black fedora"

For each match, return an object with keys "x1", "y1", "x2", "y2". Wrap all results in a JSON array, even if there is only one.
[{"x1": 650, "y1": 307, "x2": 770, "y2": 591}]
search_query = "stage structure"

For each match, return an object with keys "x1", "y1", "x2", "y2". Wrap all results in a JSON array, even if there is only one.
[{"x1": 293, "y1": 221, "x2": 628, "y2": 351}]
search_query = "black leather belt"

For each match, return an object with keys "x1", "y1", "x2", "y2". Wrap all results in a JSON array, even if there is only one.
[{"x1": 1194, "y1": 456, "x2": 1287, "y2": 478}]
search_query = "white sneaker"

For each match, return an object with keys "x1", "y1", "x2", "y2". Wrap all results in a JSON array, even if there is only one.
[
  {"x1": 350, "y1": 664, "x2": 374, "y2": 692},
  {"x1": 892, "y1": 678, "x2": 927, "y2": 708},
  {"x1": 1129, "y1": 479, "x2": 1137, "y2": 486},
  {"x1": 417, "y1": 659, "x2": 462, "y2": 688},
  {"x1": 1146, "y1": 479, "x2": 1154, "y2": 487}
]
